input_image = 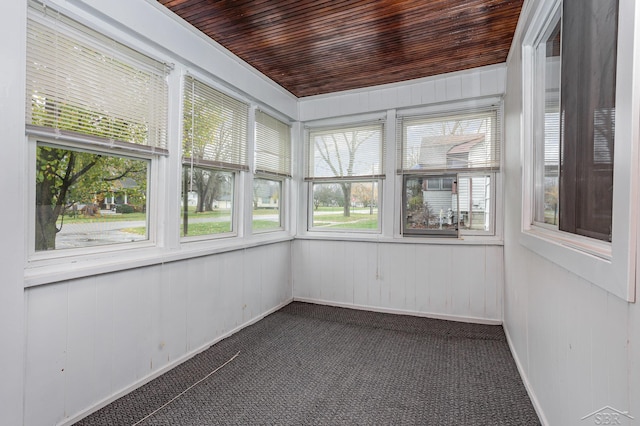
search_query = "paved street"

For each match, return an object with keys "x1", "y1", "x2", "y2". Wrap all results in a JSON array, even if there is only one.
[{"x1": 55, "y1": 213, "x2": 280, "y2": 249}]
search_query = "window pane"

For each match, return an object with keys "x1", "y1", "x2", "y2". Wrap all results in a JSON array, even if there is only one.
[
  {"x1": 311, "y1": 182, "x2": 378, "y2": 231},
  {"x1": 442, "y1": 178, "x2": 453, "y2": 190},
  {"x1": 27, "y1": 4, "x2": 168, "y2": 149},
  {"x1": 183, "y1": 76, "x2": 249, "y2": 171},
  {"x1": 533, "y1": 14, "x2": 561, "y2": 226},
  {"x1": 457, "y1": 175, "x2": 491, "y2": 232},
  {"x1": 255, "y1": 111, "x2": 291, "y2": 176},
  {"x1": 307, "y1": 124, "x2": 384, "y2": 179},
  {"x1": 35, "y1": 144, "x2": 148, "y2": 251},
  {"x1": 181, "y1": 166, "x2": 234, "y2": 237},
  {"x1": 404, "y1": 176, "x2": 457, "y2": 237},
  {"x1": 559, "y1": 0, "x2": 617, "y2": 242},
  {"x1": 253, "y1": 178, "x2": 281, "y2": 232},
  {"x1": 426, "y1": 178, "x2": 441, "y2": 190},
  {"x1": 400, "y1": 110, "x2": 499, "y2": 172}
]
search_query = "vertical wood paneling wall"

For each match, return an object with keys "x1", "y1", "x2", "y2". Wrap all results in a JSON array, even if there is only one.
[
  {"x1": 0, "y1": 1, "x2": 26, "y2": 425},
  {"x1": 13, "y1": 2, "x2": 511, "y2": 426},
  {"x1": 298, "y1": 64, "x2": 505, "y2": 121},
  {"x1": 23, "y1": 243, "x2": 291, "y2": 426},
  {"x1": 502, "y1": 1, "x2": 640, "y2": 424},
  {"x1": 292, "y1": 240, "x2": 503, "y2": 323},
  {"x1": 294, "y1": 62, "x2": 507, "y2": 325}
]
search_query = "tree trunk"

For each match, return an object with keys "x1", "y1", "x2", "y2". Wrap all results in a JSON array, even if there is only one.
[
  {"x1": 341, "y1": 183, "x2": 351, "y2": 217},
  {"x1": 35, "y1": 205, "x2": 58, "y2": 250},
  {"x1": 183, "y1": 168, "x2": 189, "y2": 236},
  {"x1": 35, "y1": 177, "x2": 59, "y2": 251}
]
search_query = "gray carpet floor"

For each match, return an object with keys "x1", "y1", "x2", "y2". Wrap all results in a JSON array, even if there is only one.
[{"x1": 76, "y1": 302, "x2": 540, "y2": 425}]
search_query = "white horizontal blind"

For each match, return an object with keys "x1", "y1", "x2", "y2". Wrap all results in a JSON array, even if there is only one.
[
  {"x1": 306, "y1": 123, "x2": 384, "y2": 180},
  {"x1": 255, "y1": 110, "x2": 291, "y2": 177},
  {"x1": 26, "y1": 1, "x2": 169, "y2": 151},
  {"x1": 398, "y1": 109, "x2": 500, "y2": 173},
  {"x1": 183, "y1": 75, "x2": 249, "y2": 171}
]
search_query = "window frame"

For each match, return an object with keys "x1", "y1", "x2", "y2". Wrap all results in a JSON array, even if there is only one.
[
  {"x1": 401, "y1": 171, "x2": 496, "y2": 238},
  {"x1": 27, "y1": 134, "x2": 159, "y2": 262},
  {"x1": 304, "y1": 119, "x2": 386, "y2": 235},
  {"x1": 180, "y1": 74, "x2": 250, "y2": 242},
  {"x1": 397, "y1": 105, "x2": 501, "y2": 238},
  {"x1": 520, "y1": 0, "x2": 639, "y2": 301},
  {"x1": 252, "y1": 174, "x2": 284, "y2": 234},
  {"x1": 24, "y1": 0, "x2": 169, "y2": 263},
  {"x1": 252, "y1": 109, "x2": 292, "y2": 234},
  {"x1": 307, "y1": 178, "x2": 382, "y2": 233},
  {"x1": 179, "y1": 165, "x2": 238, "y2": 241}
]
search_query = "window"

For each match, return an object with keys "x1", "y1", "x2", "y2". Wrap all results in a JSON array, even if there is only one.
[
  {"x1": 531, "y1": 0, "x2": 618, "y2": 242},
  {"x1": 306, "y1": 123, "x2": 384, "y2": 232},
  {"x1": 521, "y1": 0, "x2": 639, "y2": 301},
  {"x1": 253, "y1": 111, "x2": 291, "y2": 232},
  {"x1": 399, "y1": 109, "x2": 500, "y2": 237},
  {"x1": 35, "y1": 144, "x2": 150, "y2": 251},
  {"x1": 26, "y1": 1, "x2": 168, "y2": 253},
  {"x1": 253, "y1": 178, "x2": 282, "y2": 231},
  {"x1": 182, "y1": 75, "x2": 248, "y2": 239}
]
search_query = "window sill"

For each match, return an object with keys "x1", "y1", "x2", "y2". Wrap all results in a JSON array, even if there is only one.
[
  {"x1": 24, "y1": 232, "x2": 295, "y2": 288},
  {"x1": 519, "y1": 228, "x2": 633, "y2": 301},
  {"x1": 296, "y1": 232, "x2": 503, "y2": 246}
]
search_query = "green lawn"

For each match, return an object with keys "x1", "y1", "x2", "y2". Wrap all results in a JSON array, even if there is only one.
[
  {"x1": 79, "y1": 206, "x2": 375, "y2": 234},
  {"x1": 180, "y1": 221, "x2": 232, "y2": 236},
  {"x1": 312, "y1": 208, "x2": 378, "y2": 229},
  {"x1": 58, "y1": 211, "x2": 146, "y2": 225}
]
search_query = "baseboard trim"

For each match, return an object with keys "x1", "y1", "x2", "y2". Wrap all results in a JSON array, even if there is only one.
[
  {"x1": 292, "y1": 297, "x2": 503, "y2": 325},
  {"x1": 503, "y1": 324, "x2": 548, "y2": 426},
  {"x1": 58, "y1": 298, "x2": 294, "y2": 426}
]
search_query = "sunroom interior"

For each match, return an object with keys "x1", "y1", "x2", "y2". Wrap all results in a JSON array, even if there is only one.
[{"x1": 1, "y1": 0, "x2": 640, "y2": 425}]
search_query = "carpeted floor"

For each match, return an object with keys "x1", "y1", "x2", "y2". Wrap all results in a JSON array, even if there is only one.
[{"x1": 76, "y1": 302, "x2": 540, "y2": 425}]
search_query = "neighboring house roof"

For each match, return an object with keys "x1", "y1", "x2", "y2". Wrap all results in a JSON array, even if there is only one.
[
  {"x1": 110, "y1": 177, "x2": 139, "y2": 191},
  {"x1": 416, "y1": 134, "x2": 485, "y2": 168},
  {"x1": 447, "y1": 135, "x2": 485, "y2": 154}
]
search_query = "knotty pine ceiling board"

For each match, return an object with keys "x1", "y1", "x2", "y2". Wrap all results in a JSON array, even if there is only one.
[{"x1": 158, "y1": 0, "x2": 524, "y2": 97}]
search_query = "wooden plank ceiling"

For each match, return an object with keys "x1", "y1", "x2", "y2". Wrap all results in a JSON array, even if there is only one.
[{"x1": 158, "y1": 0, "x2": 524, "y2": 98}]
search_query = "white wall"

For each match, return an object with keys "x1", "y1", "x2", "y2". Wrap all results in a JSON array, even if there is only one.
[
  {"x1": 10, "y1": 1, "x2": 299, "y2": 425},
  {"x1": 0, "y1": 1, "x2": 26, "y2": 425},
  {"x1": 293, "y1": 240, "x2": 502, "y2": 323},
  {"x1": 295, "y1": 64, "x2": 507, "y2": 324},
  {"x1": 6, "y1": 0, "x2": 593, "y2": 424},
  {"x1": 298, "y1": 63, "x2": 505, "y2": 121},
  {"x1": 503, "y1": 1, "x2": 640, "y2": 424},
  {"x1": 24, "y1": 242, "x2": 291, "y2": 426}
]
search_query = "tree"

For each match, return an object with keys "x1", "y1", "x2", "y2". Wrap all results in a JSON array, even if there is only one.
[
  {"x1": 544, "y1": 182, "x2": 559, "y2": 225},
  {"x1": 351, "y1": 182, "x2": 377, "y2": 213},
  {"x1": 314, "y1": 129, "x2": 377, "y2": 217},
  {"x1": 313, "y1": 184, "x2": 342, "y2": 210}
]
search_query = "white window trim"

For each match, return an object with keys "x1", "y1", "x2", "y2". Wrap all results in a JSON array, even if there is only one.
[
  {"x1": 396, "y1": 99, "x2": 503, "y2": 240},
  {"x1": 178, "y1": 168, "x2": 241, "y2": 242},
  {"x1": 520, "y1": 0, "x2": 640, "y2": 302},
  {"x1": 252, "y1": 174, "x2": 286, "y2": 234},
  {"x1": 25, "y1": 134, "x2": 159, "y2": 265},
  {"x1": 302, "y1": 113, "x2": 386, "y2": 236},
  {"x1": 306, "y1": 179, "x2": 383, "y2": 234}
]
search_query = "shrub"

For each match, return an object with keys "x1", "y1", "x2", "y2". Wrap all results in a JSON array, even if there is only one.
[{"x1": 115, "y1": 204, "x2": 135, "y2": 214}]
